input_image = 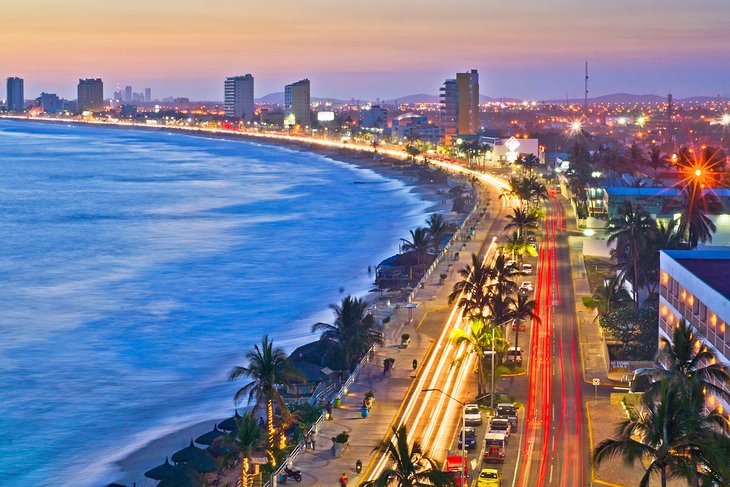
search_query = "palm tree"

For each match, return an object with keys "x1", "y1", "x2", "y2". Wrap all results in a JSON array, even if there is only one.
[
  {"x1": 640, "y1": 319, "x2": 729, "y2": 405},
  {"x1": 607, "y1": 200, "x2": 657, "y2": 307},
  {"x1": 312, "y1": 295, "x2": 384, "y2": 371},
  {"x1": 511, "y1": 293, "x2": 540, "y2": 358},
  {"x1": 594, "y1": 380, "x2": 723, "y2": 487},
  {"x1": 229, "y1": 336, "x2": 301, "y2": 447},
  {"x1": 361, "y1": 425, "x2": 455, "y2": 487},
  {"x1": 581, "y1": 276, "x2": 632, "y2": 320},
  {"x1": 425, "y1": 213, "x2": 449, "y2": 254},
  {"x1": 450, "y1": 317, "x2": 494, "y2": 397},
  {"x1": 519, "y1": 154, "x2": 541, "y2": 176},
  {"x1": 487, "y1": 254, "x2": 519, "y2": 298},
  {"x1": 449, "y1": 253, "x2": 491, "y2": 319},
  {"x1": 224, "y1": 413, "x2": 266, "y2": 487},
  {"x1": 643, "y1": 219, "x2": 685, "y2": 300},
  {"x1": 485, "y1": 292, "x2": 516, "y2": 328},
  {"x1": 673, "y1": 184, "x2": 723, "y2": 249},
  {"x1": 501, "y1": 232, "x2": 529, "y2": 265},
  {"x1": 401, "y1": 227, "x2": 431, "y2": 267},
  {"x1": 647, "y1": 144, "x2": 668, "y2": 177},
  {"x1": 504, "y1": 207, "x2": 538, "y2": 239}
]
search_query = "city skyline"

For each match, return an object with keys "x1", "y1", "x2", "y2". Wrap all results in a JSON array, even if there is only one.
[{"x1": 2, "y1": 0, "x2": 729, "y2": 101}]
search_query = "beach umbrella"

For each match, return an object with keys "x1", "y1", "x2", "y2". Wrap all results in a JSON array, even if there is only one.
[
  {"x1": 195, "y1": 424, "x2": 224, "y2": 446},
  {"x1": 171, "y1": 440, "x2": 204, "y2": 464},
  {"x1": 144, "y1": 457, "x2": 176, "y2": 480},
  {"x1": 156, "y1": 464, "x2": 205, "y2": 487},
  {"x1": 206, "y1": 439, "x2": 235, "y2": 457},
  {"x1": 187, "y1": 451, "x2": 220, "y2": 474},
  {"x1": 218, "y1": 411, "x2": 242, "y2": 432}
]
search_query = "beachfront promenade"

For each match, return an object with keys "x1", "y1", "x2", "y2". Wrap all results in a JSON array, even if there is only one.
[{"x1": 283, "y1": 186, "x2": 502, "y2": 487}]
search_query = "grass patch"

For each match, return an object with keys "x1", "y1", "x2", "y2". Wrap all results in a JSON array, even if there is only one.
[{"x1": 583, "y1": 256, "x2": 615, "y2": 293}]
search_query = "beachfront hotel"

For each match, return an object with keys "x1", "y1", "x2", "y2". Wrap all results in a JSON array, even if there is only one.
[
  {"x1": 659, "y1": 248, "x2": 730, "y2": 416},
  {"x1": 6, "y1": 76, "x2": 24, "y2": 112},
  {"x1": 77, "y1": 78, "x2": 104, "y2": 112},
  {"x1": 224, "y1": 74, "x2": 255, "y2": 122},
  {"x1": 284, "y1": 78, "x2": 311, "y2": 128},
  {"x1": 439, "y1": 69, "x2": 479, "y2": 143}
]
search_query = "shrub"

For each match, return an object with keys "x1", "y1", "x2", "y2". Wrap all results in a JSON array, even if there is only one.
[{"x1": 335, "y1": 431, "x2": 350, "y2": 443}]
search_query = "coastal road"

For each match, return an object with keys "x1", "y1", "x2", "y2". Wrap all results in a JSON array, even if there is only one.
[
  {"x1": 514, "y1": 193, "x2": 589, "y2": 487},
  {"x1": 363, "y1": 181, "x2": 513, "y2": 483}
]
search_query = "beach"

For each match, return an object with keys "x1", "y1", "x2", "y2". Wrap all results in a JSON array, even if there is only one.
[{"x1": 0, "y1": 118, "x2": 474, "y2": 487}]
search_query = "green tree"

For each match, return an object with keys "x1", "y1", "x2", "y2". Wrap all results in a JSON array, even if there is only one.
[
  {"x1": 449, "y1": 253, "x2": 492, "y2": 319},
  {"x1": 511, "y1": 293, "x2": 540, "y2": 358},
  {"x1": 581, "y1": 276, "x2": 632, "y2": 320},
  {"x1": 425, "y1": 213, "x2": 449, "y2": 254},
  {"x1": 647, "y1": 144, "x2": 669, "y2": 177},
  {"x1": 594, "y1": 379, "x2": 724, "y2": 487},
  {"x1": 501, "y1": 232, "x2": 529, "y2": 265},
  {"x1": 487, "y1": 254, "x2": 519, "y2": 298},
  {"x1": 229, "y1": 336, "x2": 302, "y2": 447},
  {"x1": 361, "y1": 425, "x2": 455, "y2": 487},
  {"x1": 312, "y1": 295, "x2": 384, "y2": 371},
  {"x1": 504, "y1": 207, "x2": 538, "y2": 239},
  {"x1": 599, "y1": 307, "x2": 658, "y2": 359},
  {"x1": 223, "y1": 413, "x2": 267, "y2": 487},
  {"x1": 401, "y1": 227, "x2": 432, "y2": 267},
  {"x1": 607, "y1": 200, "x2": 658, "y2": 307},
  {"x1": 450, "y1": 317, "x2": 494, "y2": 397},
  {"x1": 673, "y1": 185, "x2": 724, "y2": 249}
]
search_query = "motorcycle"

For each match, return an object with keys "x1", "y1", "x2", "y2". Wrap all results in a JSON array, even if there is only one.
[{"x1": 284, "y1": 467, "x2": 302, "y2": 482}]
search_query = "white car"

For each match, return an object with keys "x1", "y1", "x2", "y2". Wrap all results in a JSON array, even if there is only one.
[
  {"x1": 521, "y1": 263, "x2": 533, "y2": 274},
  {"x1": 504, "y1": 258, "x2": 516, "y2": 268},
  {"x1": 519, "y1": 281, "x2": 534, "y2": 293},
  {"x1": 464, "y1": 404, "x2": 482, "y2": 426}
]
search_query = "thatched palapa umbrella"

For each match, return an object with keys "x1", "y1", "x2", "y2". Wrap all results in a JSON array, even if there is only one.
[
  {"x1": 171, "y1": 440, "x2": 204, "y2": 464},
  {"x1": 195, "y1": 424, "x2": 224, "y2": 445},
  {"x1": 144, "y1": 456, "x2": 176, "y2": 480}
]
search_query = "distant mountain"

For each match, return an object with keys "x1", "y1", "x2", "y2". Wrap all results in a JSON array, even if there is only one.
[
  {"x1": 256, "y1": 92, "x2": 347, "y2": 105},
  {"x1": 385, "y1": 93, "x2": 439, "y2": 104}
]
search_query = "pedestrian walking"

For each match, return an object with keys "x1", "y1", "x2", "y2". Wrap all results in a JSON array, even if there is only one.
[
  {"x1": 339, "y1": 472, "x2": 349, "y2": 487},
  {"x1": 304, "y1": 431, "x2": 311, "y2": 450},
  {"x1": 310, "y1": 432, "x2": 316, "y2": 450},
  {"x1": 331, "y1": 437, "x2": 337, "y2": 456}
]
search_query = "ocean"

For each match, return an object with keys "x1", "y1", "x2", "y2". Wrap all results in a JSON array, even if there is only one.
[{"x1": 0, "y1": 120, "x2": 434, "y2": 486}]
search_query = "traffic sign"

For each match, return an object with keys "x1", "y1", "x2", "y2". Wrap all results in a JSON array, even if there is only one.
[{"x1": 592, "y1": 378, "x2": 600, "y2": 386}]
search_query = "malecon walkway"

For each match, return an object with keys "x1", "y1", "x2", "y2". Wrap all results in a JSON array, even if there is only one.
[{"x1": 283, "y1": 186, "x2": 502, "y2": 487}]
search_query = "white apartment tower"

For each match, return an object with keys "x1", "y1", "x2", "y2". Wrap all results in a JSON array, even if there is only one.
[{"x1": 224, "y1": 74, "x2": 255, "y2": 122}]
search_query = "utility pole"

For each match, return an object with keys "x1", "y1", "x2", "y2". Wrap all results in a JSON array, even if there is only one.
[{"x1": 583, "y1": 61, "x2": 589, "y2": 121}]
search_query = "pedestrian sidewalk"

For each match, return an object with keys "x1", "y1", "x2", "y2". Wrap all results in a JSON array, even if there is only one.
[{"x1": 285, "y1": 194, "x2": 501, "y2": 487}]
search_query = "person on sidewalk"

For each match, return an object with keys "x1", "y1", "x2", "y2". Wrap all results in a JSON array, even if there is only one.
[{"x1": 339, "y1": 472, "x2": 349, "y2": 487}]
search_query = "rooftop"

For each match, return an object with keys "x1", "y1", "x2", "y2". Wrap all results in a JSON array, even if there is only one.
[{"x1": 664, "y1": 248, "x2": 730, "y2": 300}]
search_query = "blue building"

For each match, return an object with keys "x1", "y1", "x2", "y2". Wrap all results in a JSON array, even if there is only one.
[{"x1": 6, "y1": 77, "x2": 24, "y2": 111}]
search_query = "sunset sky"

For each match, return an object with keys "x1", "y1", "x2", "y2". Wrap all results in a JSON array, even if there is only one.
[{"x1": 3, "y1": 0, "x2": 729, "y2": 101}]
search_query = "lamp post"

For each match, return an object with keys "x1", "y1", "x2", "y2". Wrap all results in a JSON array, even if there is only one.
[
  {"x1": 423, "y1": 388, "x2": 467, "y2": 486},
  {"x1": 490, "y1": 326, "x2": 495, "y2": 410}
]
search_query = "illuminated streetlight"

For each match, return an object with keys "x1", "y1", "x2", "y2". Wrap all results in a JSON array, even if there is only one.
[
  {"x1": 636, "y1": 116, "x2": 646, "y2": 127},
  {"x1": 695, "y1": 169, "x2": 702, "y2": 177},
  {"x1": 722, "y1": 114, "x2": 730, "y2": 126}
]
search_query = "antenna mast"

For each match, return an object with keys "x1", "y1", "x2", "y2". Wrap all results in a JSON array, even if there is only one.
[{"x1": 584, "y1": 61, "x2": 589, "y2": 120}]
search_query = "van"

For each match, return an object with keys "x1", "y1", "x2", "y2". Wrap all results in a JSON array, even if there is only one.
[{"x1": 483, "y1": 433, "x2": 506, "y2": 463}]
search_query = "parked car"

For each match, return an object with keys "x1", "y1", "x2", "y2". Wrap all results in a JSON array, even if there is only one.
[
  {"x1": 457, "y1": 427, "x2": 477, "y2": 450},
  {"x1": 463, "y1": 404, "x2": 482, "y2": 426},
  {"x1": 512, "y1": 318, "x2": 526, "y2": 331},
  {"x1": 519, "y1": 281, "x2": 534, "y2": 294},
  {"x1": 483, "y1": 433, "x2": 506, "y2": 463},
  {"x1": 477, "y1": 468, "x2": 502, "y2": 487},
  {"x1": 521, "y1": 263, "x2": 533, "y2": 274},
  {"x1": 526, "y1": 235, "x2": 537, "y2": 244},
  {"x1": 505, "y1": 346, "x2": 523, "y2": 365},
  {"x1": 496, "y1": 403, "x2": 518, "y2": 429},
  {"x1": 489, "y1": 417, "x2": 512, "y2": 441},
  {"x1": 505, "y1": 258, "x2": 516, "y2": 268}
]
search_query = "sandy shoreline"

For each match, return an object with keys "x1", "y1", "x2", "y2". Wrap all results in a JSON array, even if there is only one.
[{"x1": 2, "y1": 117, "x2": 473, "y2": 486}]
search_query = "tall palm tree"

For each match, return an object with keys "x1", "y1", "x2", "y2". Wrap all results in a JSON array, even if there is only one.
[
  {"x1": 607, "y1": 200, "x2": 657, "y2": 307},
  {"x1": 673, "y1": 184, "x2": 723, "y2": 249},
  {"x1": 511, "y1": 293, "x2": 540, "y2": 357},
  {"x1": 312, "y1": 295, "x2": 384, "y2": 371},
  {"x1": 224, "y1": 413, "x2": 266, "y2": 487},
  {"x1": 487, "y1": 254, "x2": 519, "y2": 298},
  {"x1": 594, "y1": 380, "x2": 722, "y2": 487},
  {"x1": 425, "y1": 213, "x2": 449, "y2": 254},
  {"x1": 581, "y1": 276, "x2": 632, "y2": 320},
  {"x1": 449, "y1": 253, "x2": 492, "y2": 319},
  {"x1": 361, "y1": 425, "x2": 455, "y2": 487},
  {"x1": 450, "y1": 317, "x2": 493, "y2": 397},
  {"x1": 485, "y1": 292, "x2": 516, "y2": 328},
  {"x1": 640, "y1": 319, "x2": 729, "y2": 405},
  {"x1": 501, "y1": 232, "x2": 529, "y2": 265},
  {"x1": 504, "y1": 207, "x2": 538, "y2": 239},
  {"x1": 519, "y1": 154, "x2": 541, "y2": 176},
  {"x1": 401, "y1": 227, "x2": 431, "y2": 267},
  {"x1": 229, "y1": 336, "x2": 301, "y2": 447},
  {"x1": 643, "y1": 219, "x2": 685, "y2": 299}
]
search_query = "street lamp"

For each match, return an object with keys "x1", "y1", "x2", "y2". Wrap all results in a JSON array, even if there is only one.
[{"x1": 422, "y1": 388, "x2": 467, "y2": 486}]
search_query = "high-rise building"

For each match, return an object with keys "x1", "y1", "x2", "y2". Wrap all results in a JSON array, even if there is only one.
[
  {"x1": 360, "y1": 105, "x2": 388, "y2": 130},
  {"x1": 659, "y1": 248, "x2": 730, "y2": 416},
  {"x1": 439, "y1": 69, "x2": 479, "y2": 143},
  {"x1": 284, "y1": 79, "x2": 311, "y2": 128},
  {"x1": 6, "y1": 77, "x2": 24, "y2": 112},
  {"x1": 37, "y1": 92, "x2": 62, "y2": 113},
  {"x1": 124, "y1": 85, "x2": 132, "y2": 102},
  {"x1": 144, "y1": 88, "x2": 151, "y2": 103},
  {"x1": 77, "y1": 78, "x2": 104, "y2": 112},
  {"x1": 224, "y1": 74, "x2": 255, "y2": 122}
]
